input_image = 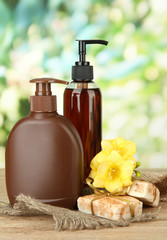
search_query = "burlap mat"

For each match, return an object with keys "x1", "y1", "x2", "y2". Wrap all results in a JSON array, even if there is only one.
[
  {"x1": 0, "y1": 169, "x2": 166, "y2": 231},
  {"x1": 138, "y1": 169, "x2": 167, "y2": 201}
]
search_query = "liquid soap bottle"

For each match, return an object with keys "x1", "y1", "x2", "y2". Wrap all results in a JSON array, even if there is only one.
[
  {"x1": 64, "y1": 40, "x2": 108, "y2": 180},
  {"x1": 6, "y1": 78, "x2": 83, "y2": 209}
]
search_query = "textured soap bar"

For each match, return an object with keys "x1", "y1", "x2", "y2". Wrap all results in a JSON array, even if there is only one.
[
  {"x1": 128, "y1": 180, "x2": 160, "y2": 207},
  {"x1": 77, "y1": 194, "x2": 143, "y2": 221}
]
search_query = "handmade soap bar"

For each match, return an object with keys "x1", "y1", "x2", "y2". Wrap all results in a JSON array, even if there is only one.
[
  {"x1": 77, "y1": 194, "x2": 142, "y2": 221},
  {"x1": 128, "y1": 180, "x2": 160, "y2": 207}
]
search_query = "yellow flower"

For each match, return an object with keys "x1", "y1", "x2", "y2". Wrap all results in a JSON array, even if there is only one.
[
  {"x1": 88, "y1": 137, "x2": 138, "y2": 194},
  {"x1": 92, "y1": 150, "x2": 134, "y2": 194},
  {"x1": 89, "y1": 137, "x2": 136, "y2": 176},
  {"x1": 101, "y1": 137, "x2": 137, "y2": 169},
  {"x1": 101, "y1": 137, "x2": 136, "y2": 160}
]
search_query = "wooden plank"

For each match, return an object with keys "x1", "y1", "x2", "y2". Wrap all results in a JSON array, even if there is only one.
[
  {"x1": 0, "y1": 169, "x2": 8, "y2": 203},
  {"x1": 0, "y1": 169, "x2": 167, "y2": 240}
]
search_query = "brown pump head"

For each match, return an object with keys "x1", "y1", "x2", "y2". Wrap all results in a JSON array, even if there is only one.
[{"x1": 30, "y1": 78, "x2": 68, "y2": 112}]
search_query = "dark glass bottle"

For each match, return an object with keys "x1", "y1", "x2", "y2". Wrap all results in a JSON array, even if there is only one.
[
  {"x1": 64, "y1": 81, "x2": 101, "y2": 180},
  {"x1": 64, "y1": 39, "x2": 108, "y2": 181}
]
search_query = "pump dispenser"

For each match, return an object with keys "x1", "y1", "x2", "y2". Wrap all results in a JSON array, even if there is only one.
[
  {"x1": 6, "y1": 78, "x2": 84, "y2": 209},
  {"x1": 64, "y1": 39, "x2": 108, "y2": 181},
  {"x1": 72, "y1": 40, "x2": 108, "y2": 81},
  {"x1": 30, "y1": 78, "x2": 68, "y2": 112}
]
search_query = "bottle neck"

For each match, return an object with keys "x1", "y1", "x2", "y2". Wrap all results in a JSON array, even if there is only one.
[
  {"x1": 30, "y1": 95, "x2": 57, "y2": 112},
  {"x1": 66, "y1": 80, "x2": 99, "y2": 89},
  {"x1": 29, "y1": 111, "x2": 58, "y2": 118}
]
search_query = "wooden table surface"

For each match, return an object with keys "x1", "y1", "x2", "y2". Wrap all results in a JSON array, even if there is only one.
[{"x1": 0, "y1": 169, "x2": 167, "y2": 240}]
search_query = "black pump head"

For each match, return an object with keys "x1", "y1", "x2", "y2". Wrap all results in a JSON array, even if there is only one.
[
  {"x1": 72, "y1": 39, "x2": 108, "y2": 82},
  {"x1": 77, "y1": 40, "x2": 108, "y2": 63}
]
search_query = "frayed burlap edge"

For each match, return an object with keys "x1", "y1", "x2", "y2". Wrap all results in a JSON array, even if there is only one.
[{"x1": 0, "y1": 194, "x2": 159, "y2": 231}]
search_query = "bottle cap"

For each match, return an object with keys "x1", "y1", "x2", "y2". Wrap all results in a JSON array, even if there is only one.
[
  {"x1": 72, "y1": 39, "x2": 108, "y2": 82},
  {"x1": 30, "y1": 78, "x2": 68, "y2": 112}
]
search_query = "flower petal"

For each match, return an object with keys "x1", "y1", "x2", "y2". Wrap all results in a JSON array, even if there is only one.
[
  {"x1": 127, "y1": 159, "x2": 136, "y2": 169},
  {"x1": 108, "y1": 150, "x2": 123, "y2": 163},
  {"x1": 89, "y1": 170, "x2": 96, "y2": 179},
  {"x1": 96, "y1": 151, "x2": 109, "y2": 163},
  {"x1": 90, "y1": 151, "x2": 108, "y2": 171},
  {"x1": 123, "y1": 178, "x2": 133, "y2": 187},
  {"x1": 128, "y1": 156, "x2": 136, "y2": 161},
  {"x1": 112, "y1": 137, "x2": 126, "y2": 148},
  {"x1": 90, "y1": 158, "x2": 99, "y2": 171},
  {"x1": 101, "y1": 139, "x2": 114, "y2": 153},
  {"x1": 96, "y1": 161, "x2": 112, "y2": 179},
  {"x1": 105, "y1": 178, "x2": 123, "y2": 194},
  {"x1": 119, "y1": 161, "x2": 134, "y2": 180},
  {"x1": 93, "y1": 176, "x2": 105, "y2": 188},
  {"x1": 122, "y1": 141, "x2": 136, "y2": 156}
]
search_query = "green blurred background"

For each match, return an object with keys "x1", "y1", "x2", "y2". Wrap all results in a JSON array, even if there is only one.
[{"x1": 0, "y1": 0, "x2": 167, "y2": 168}]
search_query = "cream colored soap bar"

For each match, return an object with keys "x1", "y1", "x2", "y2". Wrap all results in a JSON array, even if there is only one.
[
  {"x1": 77, "y1": 194, "x2": 143, "y2": 221},
  {"x1": 128, "y1": 180, "x2": 160, "y2": 207}
]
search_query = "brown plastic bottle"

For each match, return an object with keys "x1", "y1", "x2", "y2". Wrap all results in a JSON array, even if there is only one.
[
  {"x1": 5, "y1": 78, "x2": 84, "y2": 209},
  {"x1": 64, "y1": 40, "x2": 108, "y2": 181}
]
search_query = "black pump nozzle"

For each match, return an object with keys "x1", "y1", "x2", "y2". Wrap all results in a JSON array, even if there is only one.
[
  {"x1": 72, "y1": 39, "x2": 108, "y2": 82},
  {"x1": 77, "y1": 40, "x2": 108, "y2": 63}
]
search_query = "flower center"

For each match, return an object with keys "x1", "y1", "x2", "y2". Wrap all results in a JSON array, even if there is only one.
[{"x1": 108, "y1": 167, "x2": 119, "y2": 180}]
